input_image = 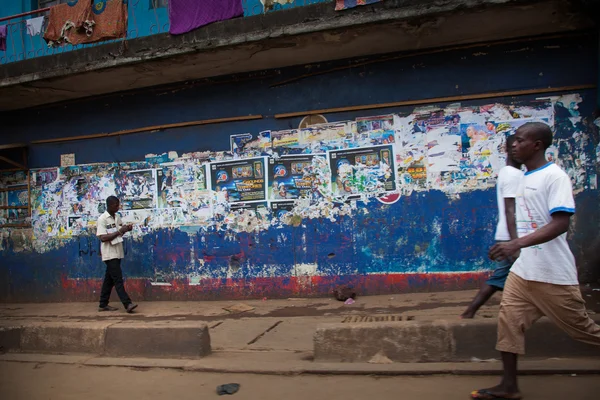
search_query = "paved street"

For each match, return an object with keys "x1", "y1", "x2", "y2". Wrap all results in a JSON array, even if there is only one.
[{"x1": 1, "y1": 361, "x2": 599, "y2": 400}]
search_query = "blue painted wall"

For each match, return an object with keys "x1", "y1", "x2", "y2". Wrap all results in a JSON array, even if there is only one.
[{"x1": 0, "y1": 34, "x2": 598, "y2": 302}]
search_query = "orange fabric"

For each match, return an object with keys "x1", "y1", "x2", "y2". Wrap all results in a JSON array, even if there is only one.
[
  {"x1": 44, "y1": 0, "x2": 127, "y2": 46},
  {"x1": 44, "y1": 0, "x2": 94, "y2": 45},
  {"x1": 82, "y1": 0, "x2": 128, "y2": 44}
]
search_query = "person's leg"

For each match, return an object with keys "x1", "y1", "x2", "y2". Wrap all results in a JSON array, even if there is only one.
[
  {"x1": 105, "y1": 258, "x2": 132, "y2": 309},
  {"x1": 472, "y1": 273, "x2": 542, "y2": 399},
  {"x1": 99, "y1": 263, "x2": 114, "y2": 308},
  {"x1": 461, "y1": 283, "x2": 498, "y2": 319},
  {"x1": 462, "y1": 256, "x2": 512, "y2": 318},
  {"x1": 530, "y1": 281, "x2": 600, "y2": 346}
]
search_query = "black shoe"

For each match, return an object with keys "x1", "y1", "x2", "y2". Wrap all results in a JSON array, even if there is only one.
[
  {"x1": 98, "y1": 305, "x2": 118, "y2": 312},
  {"x1": 126, "y1": 303, "x2": 138, "y2": 313}
]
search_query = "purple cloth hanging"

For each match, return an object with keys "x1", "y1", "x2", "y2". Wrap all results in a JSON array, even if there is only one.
[
  {"x1": 169, "y1": 0, "x2": 243, "y2": 35},
  {"x1": 0, "y1": 25, "x2": 7, "y2": 51}
]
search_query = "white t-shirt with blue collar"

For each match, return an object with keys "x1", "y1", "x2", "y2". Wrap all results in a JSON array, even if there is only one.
[{"x1": 511, "y1": 162, "x2": 578, "y2": 285}]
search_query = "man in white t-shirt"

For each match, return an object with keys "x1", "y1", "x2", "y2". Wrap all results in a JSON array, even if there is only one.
[
  {"x1": 471, "y1": 122, "x2": 600, "y2": 400},
  {"x1": 97, "y1": 196, "x2": 138, "y2": 313},
  {"x1": 462, "y1": 135, "x2": 523, "y2": 318}
]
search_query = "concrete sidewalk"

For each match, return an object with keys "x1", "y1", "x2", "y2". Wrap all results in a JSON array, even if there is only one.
[{"x1": 1, "y1": 286, "x2": 599, "y2": 366}]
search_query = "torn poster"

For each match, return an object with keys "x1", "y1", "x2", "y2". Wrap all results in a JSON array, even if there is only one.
[
  {"x1": 356, "y1": 114, "x2": 396, "y2": 146},
  {"x1": 271, "y1": 129, "x2": 301, "y2": 156},
  {"x1": 230, "y1": 130, "x2": 272, "y2": 157},
  {"x1": 230, "y1": 133, "x2": 253, "y2": 156},
  {"x1": 115, "y1": 169, "x2": 157, "y2": 210},
  {"x1": 270, "y1": 200, "x2": 296, "y2": 219},
  {"x1": 397, "y1": 147, "x2": 427, "y2": 191},
  {"x1": 335, "y1": 0, "x2": 382, "y2": 11},
  {"x1": 209, "y1": 157, "x2": 268, "y2": 203},
  {"x1": 426, "y1": 126, "x2": 461, "y2": 172},
  {"x1": 157, "y1": 161, "x2": 211, "y2": 220},
  {"x1": 298, "y1": 122, "x2": 355, "y2": 153},
  {"x1": 329, "y1": 144, "x2": 396, "y2": 197}
]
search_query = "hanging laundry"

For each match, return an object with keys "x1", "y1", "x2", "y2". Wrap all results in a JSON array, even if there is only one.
[
  {"x1": 335, "y1": 0, "x2": 382, "y2": 11},
  {"x1": 169, "y1": 0, "x2": 243, "y2": 35},
  {"x1": 0, "y1": 25, "x2": 6, "y2": 51},
  {"x1": 44, "y1": 0, "x2": 95, "y2": 46},
  {"x1": 26, "y1": 17, "x2": 45, "y2": 37},
  {"x1": 80, "y1": 0, "x2": 128, "y2": 44}
]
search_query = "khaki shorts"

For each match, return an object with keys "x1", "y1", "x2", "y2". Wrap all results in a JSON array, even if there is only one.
[{"x1": 496, "y1": 272, "x2": 600, "y2": 355}]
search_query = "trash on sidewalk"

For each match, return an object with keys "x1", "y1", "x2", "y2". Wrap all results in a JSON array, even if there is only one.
[
  {"x1": 344, "y1": 298, "x2": 355, "y2": 305},
  {"x1": 217, "y1": 383, "x2": 240, "y2": 395},
  {"x1": 470, "y1": 357, "x2": 499, "y2": 363},
  {"x1": 368, "y1": 351, "x2": 393, "y2": 364},
  {"x1": 333, "y1": 285, "x2": 356, "y2": 302},
  {"x1": 223, "y1": 303, "x2": 255, "y2": 314}
]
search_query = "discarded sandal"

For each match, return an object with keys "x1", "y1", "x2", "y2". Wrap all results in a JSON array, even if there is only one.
[{"x1": 217, "y1": 383, "x2": 240, "y2": 395}]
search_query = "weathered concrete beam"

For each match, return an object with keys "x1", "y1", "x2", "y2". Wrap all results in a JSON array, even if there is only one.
[
  {"x1": 314, "y1": 316, "x2": 600, "y2": 362},
  {"x1": 104, "y1": 321, "x2": 212, "y2": 358},
  {"x1": 2, "y1": 321, "x2": 211, "y2": 358},
  {"x1": 0, "y1": 0, "x2": 594, "y2": 110}
]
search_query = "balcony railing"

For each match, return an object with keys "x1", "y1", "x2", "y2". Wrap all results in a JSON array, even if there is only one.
[{"x1": 0, "y1": 0, "x2": 331, "y2": 65}]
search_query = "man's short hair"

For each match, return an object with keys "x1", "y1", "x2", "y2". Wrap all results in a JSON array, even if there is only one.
[
  {"x1": 106, "y1": 196, "x2": 119, "y2": 206},
  {"x1": 517, "y1": 122, "x2": 553, "y2": 150}
]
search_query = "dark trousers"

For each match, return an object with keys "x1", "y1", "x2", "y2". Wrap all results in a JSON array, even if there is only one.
[{"x1": 99, "y1": 258, "x2": 132, "y2": 308}]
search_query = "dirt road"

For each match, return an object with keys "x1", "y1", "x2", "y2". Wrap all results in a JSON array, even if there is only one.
[{"x1": 1, "y1": 361, "x2": 599, "y2": 400}]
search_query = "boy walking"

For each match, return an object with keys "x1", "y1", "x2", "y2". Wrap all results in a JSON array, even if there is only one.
[
  {"x1": 472, "y1": 122, "x2": 600, "y2": 399},
  {"x1": 462, "y1": 134, "x2": 523, "y2": 318}
]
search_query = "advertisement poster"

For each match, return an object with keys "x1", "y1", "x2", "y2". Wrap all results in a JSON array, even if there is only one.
[
  {"x1": 210, "y1": 157, "x2": 268, "y2": 203},
  {"x1": 460, "y1": 122, "x2": 497, "y2": 154},
  {"x1": 268, "y1": 154, "x2": 318, "y2": 200},
  {"x1": 356, "y1": 114, "x2": 396, "y2": 146},
  {"x1": 328, "y1": 145, "x2": 396, "y2": 196},
  {"x1": 270, "y1": 200, "x2": 296, "y2": 219}
]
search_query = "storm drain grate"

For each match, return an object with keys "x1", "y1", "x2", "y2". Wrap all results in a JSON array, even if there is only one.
[{"x1": 341, "y1": 315, "x2": 414, "y2": 323}]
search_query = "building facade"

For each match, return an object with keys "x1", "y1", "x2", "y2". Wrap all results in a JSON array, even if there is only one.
[{"x1": 0, "y1": 0, "x2": 598, "y2": 302}]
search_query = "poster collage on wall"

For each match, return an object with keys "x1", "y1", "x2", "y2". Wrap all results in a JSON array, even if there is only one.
[{"x1": 2, "y1": 94, "x2": 595, "y2": 242}]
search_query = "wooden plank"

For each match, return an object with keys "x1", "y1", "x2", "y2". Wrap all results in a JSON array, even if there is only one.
[
  {"x1": 0, "y1": 168, "x2": 28, "y2": 172},
  {"x1": 0, "y1": 185, "x2": 27, "y2": 192},
  {"x1": 0, "y1": 206, "x2": 29, "y2": 210},
  {"x1": 0, "y1": 155, "x2": 26, "y2": 170},
  {"x1": 30, "y1": 115, "x2": 264, "y2": 145},
  {"x1": 0, "y1": 143, "x2": 27, "y2": 151},
  {"x1": 0, "y1": 223, "x2": 31, "y2": 228},
  {"x1": 274, "y1": 84, "x2": 597, "y2": 119},
  {"x1": 27, "y1": 171, "x2": 31, "y2": 217}
]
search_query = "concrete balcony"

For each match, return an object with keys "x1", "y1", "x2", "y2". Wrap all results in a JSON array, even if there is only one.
[{"x1": 0, "y1": 0, "x2": 595, "y2": 111}]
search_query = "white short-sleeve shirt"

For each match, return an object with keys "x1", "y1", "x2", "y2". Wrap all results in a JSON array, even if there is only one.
[
  {"x1": 510, "y1": 163, "x2": 577, "y2": 285},
  {"x1": 495, "y1": 166, "x2": 524, "y2": 241},
  {"x1": 96, "y1": 211, "x2": 125, "y2": 261}
]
